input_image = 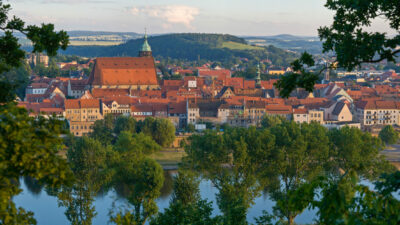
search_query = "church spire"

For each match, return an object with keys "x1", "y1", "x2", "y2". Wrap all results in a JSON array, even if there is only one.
[
  {"x1": 139, "y1": 28, "x2": 152, "y2": 57},
  {"x1": 256, "y1": 63, "x2": 262, "y2": 88}
]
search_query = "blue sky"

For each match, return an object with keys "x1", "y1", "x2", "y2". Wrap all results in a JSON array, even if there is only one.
[{"x1": 9, "y1": 0, "x2": 395, "y2": 36}]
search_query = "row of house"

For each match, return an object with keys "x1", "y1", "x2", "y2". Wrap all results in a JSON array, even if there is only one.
[{"x1": 17, "y1": 35, "x2": 400, "y2": 136}]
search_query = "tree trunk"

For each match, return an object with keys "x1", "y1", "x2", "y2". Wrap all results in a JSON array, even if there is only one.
[{"x1": 288, "y1": 216, "x2": 295, "y2": 225}]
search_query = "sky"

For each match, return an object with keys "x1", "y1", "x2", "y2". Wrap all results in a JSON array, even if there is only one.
[{"x1": 8, "y1": 0, "x2": 396, "y2": 36}]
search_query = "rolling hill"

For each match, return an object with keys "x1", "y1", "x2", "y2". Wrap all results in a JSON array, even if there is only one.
[
  {"x1": 244, "y1": 35, "x2": 323, "y2": 54},
  {"x1": 59, "y1": 33, "x2": 298, "y2": 66}
]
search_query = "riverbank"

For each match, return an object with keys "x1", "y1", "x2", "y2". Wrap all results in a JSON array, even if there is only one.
[
  {"x1": 151, "y1": 148, "x2": 186, "y2": 170},
  {"x1": 381, "y1": 144, "x2": 400, "y2": 170}
]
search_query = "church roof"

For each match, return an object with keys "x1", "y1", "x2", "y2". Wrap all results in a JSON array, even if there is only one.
[{"x1": 89, "y1": 57, "x2": 158, "y2": 86}]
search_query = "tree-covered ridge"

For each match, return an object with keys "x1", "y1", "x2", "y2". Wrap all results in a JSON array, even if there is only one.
[{"x1": 61, "y1": 33, "x2": 298, "y2": 66}]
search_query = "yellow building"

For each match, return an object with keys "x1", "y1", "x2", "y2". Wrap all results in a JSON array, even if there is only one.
[{"x1": 65, "y1": 99, "x2": 103, "y2": 136}]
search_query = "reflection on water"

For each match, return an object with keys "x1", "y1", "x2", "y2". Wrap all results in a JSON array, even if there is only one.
[{"x1": 16, "y1": 171, "x2": 318, "y2": 225}]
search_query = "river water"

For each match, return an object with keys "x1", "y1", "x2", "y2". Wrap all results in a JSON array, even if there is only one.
[{"x1": 14, "y1": 171, "x2": 319, "y2": 225}]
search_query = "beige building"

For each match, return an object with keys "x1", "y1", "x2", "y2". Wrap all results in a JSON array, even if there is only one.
[
  {"x1": 65, "y1": 99, "x2": 103, "y2": 136},
  {"x1": 293, "y1": 108, "x2": 324, "y2": 124},
  {"x1": 355, "y1": 100, "x2": 400, "y2": 128},
  {"x1": 102, "y1": 98, "x2": 131, "y2": 116}
]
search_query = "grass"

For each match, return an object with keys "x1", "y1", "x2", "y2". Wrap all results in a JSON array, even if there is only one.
[
  {"x1": 221, "y1": 41, "x2": 264, "y2": 50},
  {"x1": 151, "y1": 150, "x2": 187, "y2": 167},
  {"x1": 69, "y1": 41, "x2": 123, "y2": 46}
]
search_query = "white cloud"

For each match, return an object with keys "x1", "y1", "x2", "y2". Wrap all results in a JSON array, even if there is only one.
[{"x1": 128, "y1": 5, "x2": 199, "y2": 28}]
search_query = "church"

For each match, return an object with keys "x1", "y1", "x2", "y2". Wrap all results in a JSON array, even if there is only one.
[{"x1": 88, "y1": 33, "x2": 160, "y2": 91}]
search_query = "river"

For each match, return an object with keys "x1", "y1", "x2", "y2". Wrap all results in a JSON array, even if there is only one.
[{"x1": 14, "y1": 171, "x2": 318, "y2": 225}]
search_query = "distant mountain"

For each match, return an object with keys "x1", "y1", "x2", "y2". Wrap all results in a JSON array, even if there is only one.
[
  {"x1": 243, "y1": 34, "x2": 322, "y2": 54},
  {"x1": 60, "y1": 33, "x2": 298, "y2": 66},
  {"x1": 17, "y1": 30, "x2": 144, "y2": 47}
]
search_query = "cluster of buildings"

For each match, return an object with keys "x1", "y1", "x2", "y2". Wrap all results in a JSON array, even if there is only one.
[{"x1": 18, "y1": 35, "x2": 400, "y2": 136}]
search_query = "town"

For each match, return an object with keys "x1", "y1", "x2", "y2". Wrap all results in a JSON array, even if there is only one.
[{"x1": 18, "y1": 34, "x2": 400, "y2": 137}]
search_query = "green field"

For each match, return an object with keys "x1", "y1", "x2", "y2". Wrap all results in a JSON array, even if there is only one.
[
  {"x1": 69, "y1": 41, "x2": 124, "y2": 46},
  {"x1": 221, "y1": 41, "x2": 264, "y2": 50},
  {"x1": 151, "y1": 150, "x2": 186, "y2": 167}
]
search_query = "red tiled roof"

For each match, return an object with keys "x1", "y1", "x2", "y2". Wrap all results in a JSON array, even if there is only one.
[
  {"x1": 266, "y1": 104, "x2": 292, "y2": 114},
  {"x1": 91, "y1": 88, "x2": 130, "y2": 98},
  {"x1": 355, "y1": 100, "x2": 400, "y2": 110},
  {"x1": 89, "y1": 57, "x2": 158, "y2": 86},
  {"x1": 168, "y1": 101, "x2": 187, "y2": 114},
  {"x1": 30, "y1": 83, "x2": 48, "y2": 89},
  {"x1": 293, "y1": 108, "x2": 308, "y2": 114},
  {"x1": 65, "y1": 99, "x2": 100, "y2": 109},
  {"x1": 198, "y1": 69, "x2": 231, "y2": 80}
]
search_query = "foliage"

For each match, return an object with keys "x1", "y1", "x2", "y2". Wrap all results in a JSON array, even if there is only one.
[
  {"x1": 274, "y1": 52, "x2": 320, "y2": 98},
  {"x1": 1, "y1": 61, "x2": 30, "y2": 99},
  {"x1": 265, "y1": 121, "x2": 330, "y2": 225},
  {"x1": 171, "y1": 170, "x2": 200, "y2": 205},
  {"x1": 0, "y1": 1, "x2": 69, "y2": 102},
  {"x1": 0, "y1": 103, "x2": 72, "y2": 224},
  {"x1": 186, "y1": 127, "x2": 275, "y2": 225},
  {"x1": 314, "y1": 171, "x2": 400, "y2": 225},
  {"x1": 328, "y1": 126, "x2": 394, "y2": 179},
  {"x1": 379, "y1": 125, "x2": 399, "y2": 145},
  {"x1": 260, "y1": 115, "x2": 285, "y2": 128},
  {"x1": 150, "y1": 199, "x2": 222, "y2": 225},
  {"x1": 319, "y1": 0, "x2": 400, "y2": 70},
  {"x1": 110, "y1": 158, "x2": 164, "y2": 225},
  {"x1": 114, "y1": 116, "x2": 137, "y2": 135},
  {"x1": 90, "y1": 114, "x2": 115, "y2": 146},
  {"x1": 185, "y1": 123, "x2": 196, "y2": 133},
  {"x1": 276, "y1": 0, "x2": 400, "y2": 98},
  {"x1": 150, "y1": 170, "x2": 223, "y2": 225},
  {"x1": 114, "y1": 131, "x2": 161, "y2": 155},
  {"x1": 137, "y1": 117, "x2": 176, "y2": 148},
  {"x1": 58, "y1": 136, "x2": 113, "y2": 225}
]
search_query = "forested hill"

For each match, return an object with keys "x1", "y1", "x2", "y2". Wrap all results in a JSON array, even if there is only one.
[{"x1": 60, "y1": 33, "x2": 298, "y2": 66}]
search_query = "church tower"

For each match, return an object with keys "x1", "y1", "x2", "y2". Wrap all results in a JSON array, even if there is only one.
[
  {"x1": 139, "y1": 30, "x2": 152, "y2": 57},
  {"x1": 255, "y1": 63, "x2": 262, "y2": 88}
]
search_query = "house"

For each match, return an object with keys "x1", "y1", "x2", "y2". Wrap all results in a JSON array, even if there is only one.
[
  {"x1": 168, "y1": 101, "x2": 187, "y2": 129},
  {"x1": 25, "y1": 83, "x2": 48, "y2": 95},
  {"x1": 355, "y1": 100, "x2": 400, "y2": 129},
  {"x1": 68, "y1": 79, "x2": 88, "y2": 98},
  {"x1": 324, "y1": 101, "x2": 353, "y2": 122},
  {"x1": 65, "y1": 99, "x2": 103, "y2": 136}
]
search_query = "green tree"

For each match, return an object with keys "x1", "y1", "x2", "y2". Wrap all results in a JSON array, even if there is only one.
[
  {"x1": 150, "y1": 170, "x2": 222, "y2": 225},
  {"x1": 314, "y1": 171, "x2": 400, "y2": 225},
  {"x1": 328, "y1": 126, "x2": 394, "y2": 180},
  {"x1": 90, "y1": 114, "x2": 115, "y2": 146},
  {"x1": 260, "y1": 115, "x2": 285, "y2": 128},
  {"x1": 275, "y1": 0, "x2": 400, "y2": 97},
  {"x1": 114, "y1": 115, "x2": 136, "y2": 135},
  {"x1": 264, "y1": 121, "x2": 330, "y2": 225},
  {"x1": 0, "y1": 104, "x2": 72, "y2": 224},
  {"x1": 137, "y1": 118, "x2": 176, "y2": 147},
  {"x1": 185, "y1": 123, "x2": 196, "y2": 133},
  {"x1": 1, "y1": 62, "x2": 31, "y2": 99},
  {"x1": 114, "y1": 131, "x2": 161, "y2": 155},
  {"x1": 110, "y1": 158, "x2": 164, "y2": 225},
  {"x1": 58, "y1": 136, "x2": 113, "y2": 225},
  {"x1": 0, "y1": 1, "x2": 68, "y2": 102},
  {"x1": 186, "y1": 127, "x2": 275, "y2": 225},
  {"x1": 379, "y1": 125, "x2": 399, "y2": 145},
  {"x1": 152, "y1": 118, "x2": 176, "y2": 147}
]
